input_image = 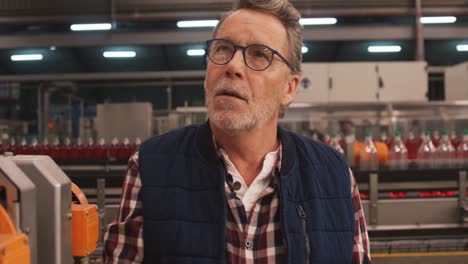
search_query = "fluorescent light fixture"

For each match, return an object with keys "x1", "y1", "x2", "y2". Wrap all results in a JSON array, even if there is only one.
[
  {"x1": 103, "y1": 51, "x2": 136, "y2": 58},
  {"x1": 300, "y1": 17, "x2": 337, "y2": 25},
  {"x1": 177, "y1": 20, "x2": 219, "y2": 28},
  {"x1": 302, "y1": 46, "x2": 309, "y2": 54},
  {"x1": 187, "y1": 49, "x2": 205, "y2": 56},
  {"x1": 11, "y1": 54, "x2": 43, "y2": 61},
  {"x1": 420, "y1": 16, "x2": 456, "y2": 24},
  {"x1": 456, "y1": 45, "x2": 468, "y2": 51},
  {"x1": 368, "y1": 45, "x2": 401, "y2": 53},
  {"x1": 70, "y1": 23, "x2": 112, "y2": 31}
]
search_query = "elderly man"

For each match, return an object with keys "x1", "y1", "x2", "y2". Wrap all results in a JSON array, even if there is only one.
[{"x1": 103, "y1": 0, "x2": 371, "y2": 263}]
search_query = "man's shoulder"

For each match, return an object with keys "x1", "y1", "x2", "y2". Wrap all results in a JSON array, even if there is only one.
[{"x1": 139, "y1": 123, "x2": 201, "y2": 154}]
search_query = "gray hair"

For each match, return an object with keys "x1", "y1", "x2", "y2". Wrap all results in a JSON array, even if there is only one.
[{"x1": 213, "y1": 0, "x2": 303, "y2": 74}]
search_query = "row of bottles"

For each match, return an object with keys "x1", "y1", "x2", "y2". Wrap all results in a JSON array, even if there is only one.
[
  {"x1": 0, "y1": 137, "x2": 141, "y2": 163},
  {"x1": 325, "y1": 130, "x2": 468, "y2": 170}
]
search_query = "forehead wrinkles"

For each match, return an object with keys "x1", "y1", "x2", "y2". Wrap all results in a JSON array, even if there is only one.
[{"x1": 215, "y1": 10, "x2": 288, "y2": 55}]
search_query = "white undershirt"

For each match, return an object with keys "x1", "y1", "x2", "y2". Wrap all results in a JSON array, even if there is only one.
[{"x1": 219, "y1": 148, "x2": 279, "y2": 213}]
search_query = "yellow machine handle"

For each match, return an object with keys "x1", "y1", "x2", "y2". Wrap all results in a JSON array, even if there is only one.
[{"x1": 71, "y1": 182, "x2": 88, "y2": 207}]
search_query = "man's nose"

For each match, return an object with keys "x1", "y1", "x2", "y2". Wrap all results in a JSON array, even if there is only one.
[{"x1": 224, "y1": 49, "x2": 245, "y2": 79}]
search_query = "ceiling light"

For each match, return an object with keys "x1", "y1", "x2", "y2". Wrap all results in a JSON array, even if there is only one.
[
  {"x1": 103, "y1": 51, "x2": 136, "y2": 58},
  {"x1": 368, "y1": 46, "x2": 401, "y2": 53},
  {"x1": 187, "y1": 49, "x2": 205, "y2": 56},
  {"x1": 456, "y1": 45, "x2": 468, "y2": 52},
  {"x1": 302, "y1": 46, "x2": 309, "y2": 54},
  {"x1": 177, "y1": 20, "x2": 219, "y2": 28},
  {"x1": 420, "y1": 16, "x2": 456, "y2": 24},
  {"x1": 70, "y1": 23, "x2": 112, "y2": 31},
  {"x1": 11, "y1": 54, "x2": 43, "y2": 61},
  {"x1": 300, "y1": 18, "x2": 337, "y2": 25}
]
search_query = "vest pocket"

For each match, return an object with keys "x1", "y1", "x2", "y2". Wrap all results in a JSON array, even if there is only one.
[{"x1": 296, "y1": 204, "x2": 311, "y2": 264}]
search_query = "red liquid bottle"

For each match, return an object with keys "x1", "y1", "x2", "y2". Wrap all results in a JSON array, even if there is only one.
[
  {"x1": 405, "y1": 132, "x2": 422, "y2": 160},
  {"x1": 59, "y1": 137, "x2": 72, "y2": 161},
  {"x1": 93, "y1": 138, "x2": 107, "y2": 162},
  {"x1": 117, "y1": 137, "x2": 131, "y2": 162},
  {"x1": 6, "y1": 138, "x2": 17, "y2": 155},
  {"x1": 48, "y1": 138, "x2": 60, "y2": 161},
  {"x1": 130, "y1": 137, "x2": 141, "y2": 156},
  {"x1": 69, "y1": 137, "x2": 83, "y2": 161},
  {"x1": 18, "y1": 138, "x2": 32, "y2": 155},
  {"x1": 108, "y1": 137, "x2": 119, "y2": 162},
  {"x1": 431, "y1": 130, "x2": 441, "y2": 148},
  {"x1": 450, "y1": 131, "x2": 461, "y2": 149},
  {"x1": 38, "y1": 138, "x2": 49, "y2": 156},
  {"x1": 30, "y1": 137, "x2": 40, "y2": 155},
  {"x1": 82, "y1": 137, "x2": 94, "y2": 161}
]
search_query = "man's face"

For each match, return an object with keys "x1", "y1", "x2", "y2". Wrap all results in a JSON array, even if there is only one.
[{"x1": 204, "y1": 9, "x2": 298, "y2": 134}]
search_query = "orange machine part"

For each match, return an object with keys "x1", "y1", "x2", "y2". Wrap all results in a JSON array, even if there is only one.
[
  {"x1": 0, "y1": 205, "x2": 30, "y2": 264},
  {"x1": 71, "y1": 183, "x2": 99, "y2": 257}
]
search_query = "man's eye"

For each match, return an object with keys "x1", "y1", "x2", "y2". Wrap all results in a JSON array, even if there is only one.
[{"x1": 215, "y1": 45, "x2": 232, "y2": 53}]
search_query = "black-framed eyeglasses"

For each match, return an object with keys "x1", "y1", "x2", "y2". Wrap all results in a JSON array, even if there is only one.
[{"x1": 206, "y1": 38, "x2": 293, "y2": 71}]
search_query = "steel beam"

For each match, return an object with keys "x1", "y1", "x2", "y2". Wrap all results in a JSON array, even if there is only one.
[
  {"x1": 0, "y1": 70, "x2": 206, "y2": 82},
  {"x1": 0, "y1": 25, "x2": 467, "y2": 49}
]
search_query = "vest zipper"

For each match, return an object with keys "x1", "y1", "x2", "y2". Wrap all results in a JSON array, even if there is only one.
[
  {"x1": 296, "y1": 204, "x2": 310, "y2": 264},
  {"x1": 276, "y1": 170, "x2": 288, "y2": 261}
]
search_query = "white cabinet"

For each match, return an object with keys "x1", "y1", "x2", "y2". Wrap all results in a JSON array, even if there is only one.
[
  {"x1": 378, "y1": 62, "x2": 427, "y2": 101},
  {"x1": 445, "y1": 62, "x2": 468, "y2": 101},
  {"x1": 295, "y1": 63, "x2": 329, "y2": 103},
  {"x1": 328, "y1": 63, "x2": 378, "y2": 102},
  {"x1": 295, "y1": 61, "x2": 428, "y2": 104}
]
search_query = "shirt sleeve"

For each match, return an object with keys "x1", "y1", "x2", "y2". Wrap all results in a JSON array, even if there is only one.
[
  {"x1": 103, "y1": 152, "x2": 144, "y2": 264},
  {"x1": 350, "y1": 169, "x2": 372, "y2": 264}
]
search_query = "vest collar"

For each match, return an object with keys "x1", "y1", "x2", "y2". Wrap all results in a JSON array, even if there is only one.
[{"x1": 195, "y1": 121, "x2": 297, "y2": 176}]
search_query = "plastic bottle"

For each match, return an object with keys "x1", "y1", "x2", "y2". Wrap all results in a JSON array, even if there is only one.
[
  {"x1": 18, "y1": 137, "x2": 31, "y2": 155},
  {"x1": 69, "y1": 137, "x2": 83, "y2": 161},
  {"x1": 387, "y1": 130, "x2": 408, "y2": 170},
  {"x1": 380, "y1": 132, "x2": 393, "y2": 149},
  {"x1": 436, "y1": 130, "x2": 456, "y2": 168},
  {"x1": 405, "y1": 131, "x2": 422, "y2": 161},
  {"x1": 48, "y1": 137, "x2": 60, "y2": 160},
  {"x1": 456, "y1": 129, "x2": 468, "y2": 168},
  {"x1": 118, "y1": 137, "x2": 131, "y2": 162},
  {"x1": 417, "y1": 130, "x2": 437, "y2": 169},
  {"x1": 431, "y1": 130, "x2": 441, "y2": 148},
  {"x1": 360, "y1": 131, "x2": 378, "y2": 171},
  {"x1": 130, "y1": 137, "x2": 141, "y2": 156},
  {"x1": 450, "y1": 131, "x2": 461, "y2": 149},
  {"x1": 6, "y1": 138, "x2": 17, "y2": 154},
  {"x1": 31, "y1": 137, "x2": 39, "y2": 155},
  {"x1": 59, "y1": 137, "x2": 72, "y2": 161},
  {"x1": 82, "y1": 137, "x2": 94, "y2": 161},
  {"x1": 108, "y1": 137, "x2": 119, "y2": 162},
  {"x1": 38, "y1": 138, "x2": 49, "y2": 156},
  {"x1": 329, "y1": 133, "x2": 344, "y2": 155},
  {"x1": 93, "y1": 138, "x2": 107, "y2": 162}
]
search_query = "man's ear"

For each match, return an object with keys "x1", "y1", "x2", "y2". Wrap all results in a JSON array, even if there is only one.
[{"x1": 280, "y1": 74, "x2": 300, "y2": 107}]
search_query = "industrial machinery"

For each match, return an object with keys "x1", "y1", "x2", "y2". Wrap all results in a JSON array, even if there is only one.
[
  {"x1": 0, "y1": 204, "x2": 30, "y2": 264},
  {"x1": 0, "y1": 155, "x2": 99, "y2": 263}
]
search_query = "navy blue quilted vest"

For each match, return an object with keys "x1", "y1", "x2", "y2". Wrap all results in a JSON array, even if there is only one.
[{"x1": 139, "y1": 122, "x2": 354, "y2": 264}]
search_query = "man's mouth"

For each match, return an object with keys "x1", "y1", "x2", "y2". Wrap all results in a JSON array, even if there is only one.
[{"x1": 216, "y1": 90, "x2": 247, "y2": 101}]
